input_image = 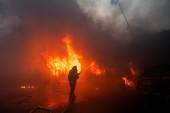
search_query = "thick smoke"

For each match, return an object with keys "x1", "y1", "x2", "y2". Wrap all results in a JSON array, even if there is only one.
[
  {"x1": 0, "y1": 0, "x2": 21, "y2": 39},
  {"x1": 0, "y1": 0, "x2": 169, "y2": 85},
  {"x1": 76, "y1": 0, "x2": 170, "y2": 40}
]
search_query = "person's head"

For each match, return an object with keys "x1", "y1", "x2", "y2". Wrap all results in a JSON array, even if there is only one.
[{"x1": 72, "y1": 66, "x2": 78, "y2": 72}]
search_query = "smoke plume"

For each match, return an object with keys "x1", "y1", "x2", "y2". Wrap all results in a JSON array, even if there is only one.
[
  {"x1": 0, "y1": 0, "x2": 21, "y2": 39},
  {"x1": 76, "y1": 0, "x2": 170, "y2": 40},
  {"x1": 0, "y1": 0, "x2": 169, "y2": 84}
]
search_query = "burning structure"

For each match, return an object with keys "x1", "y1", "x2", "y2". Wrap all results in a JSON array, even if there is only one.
[
  {"x1": 42, "y1": 35, "x2": 82, "y2": 76},
  {"x1": 0, "y1": 0, "x2": 170, "y2": 112}
]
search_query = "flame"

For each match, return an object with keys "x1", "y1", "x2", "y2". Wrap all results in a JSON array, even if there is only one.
[
  {"x1": 129, "y1": 62, "x2": 138, "y2": 75},
  {"x1": 21, "y1": 86, "x2": 34, "y2": 88},
  {"x1": 121, "y1": 62, "x2": 138, "y2": 87},
  {"x1": 90, "y1": 61, "x2": 106, "y2": 75},
  {"x1": 43, "y1": 35, "x2": 82, "y2": 76},
  {"x1": 122, "y1": 77, "x2": 135, "y2": 87},
  {"x1": 21, "y1": 86, "x2": 26, "y2": 88}
]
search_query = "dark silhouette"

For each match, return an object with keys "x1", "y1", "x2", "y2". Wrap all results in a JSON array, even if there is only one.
[
  {"x1": 68, "y1": 66, "x2": 80, "y2": 101},
  {"x1": 137, "y1": 65, "x2": 170, "y2": 97}
]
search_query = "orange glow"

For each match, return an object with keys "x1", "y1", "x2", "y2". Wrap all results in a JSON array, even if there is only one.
[
  {"x1": 43, "y1": 34, "x2": 82, "y2": 76},
  {"x1": 129, "y1": 62, "x2": 138, "y2": 75},
  {"x1": 21, "y1": 86, "x2": 34, "y2": 88},
  {"x1": 110, "y1": 68, "x2": 115, "y2": 73},
  {"x1": 122, "y1": 77, "x2": 135, "y2": 87},
  {"x1": 90, "y1": 61, "x2": 106, "y2": 75},
  {"x1": 21, "y1": 86, "x2": 26, "y2": 88}
]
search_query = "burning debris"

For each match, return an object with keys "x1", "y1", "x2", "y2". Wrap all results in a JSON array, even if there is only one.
[
  {"x1": 90, "y1": 61, "x2": 106, "y2": 76},
  {"x1": 122, "y1": 77, "x2": 135, "y2": 87},
  {"x1": 129, "y1": 62, "x2": 139, "y2": 75},
  {"x1": 21, "y1": 86, "x2": 26, "y2": 88},
  {"x1": 121, "y1": 62, "x2": 139, "y2": 88},
  {"x1": 42, "y1": 34, "x2": 82, "y2": 76},
  {"x1": 21, "y1": 86, "x2": 34, "y2": 89}
]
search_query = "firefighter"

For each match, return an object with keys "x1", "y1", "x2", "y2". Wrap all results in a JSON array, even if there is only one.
[{"x1": 68, "y1": 66, "x2": 80, "y2": 101}]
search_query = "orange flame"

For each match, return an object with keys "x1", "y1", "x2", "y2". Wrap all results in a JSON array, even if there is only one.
[
  {"x1": 90, "y1": 61, "x2": 106, "y2": 75},
  {"x1": 21, "y1": 86, "x2": 25, "y2": 88},
  {"x1": 122, "y1": 62, "x2": 138, "y2": 87},
  {"x1": 129, "y1": 62, "x2": 138, "y2": 75},
  {"x1": 21, "y1": 86, "x2": 34, "y2": 88},
  {"x1": 43, "y1": 35, "x2": 82, "y2": 76},
  {"x1": 122, "y1": 77, "x2": 135, "y2": 87}
]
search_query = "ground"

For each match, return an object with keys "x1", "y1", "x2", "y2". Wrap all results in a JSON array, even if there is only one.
[{"x1": 0, "y1": 80, "x2": 169, "y2": 113}]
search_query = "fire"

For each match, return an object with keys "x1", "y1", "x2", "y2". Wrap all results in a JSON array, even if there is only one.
[
  {"x1": 122, "y1": 77, "x2": 134, "y2": 87},
  {"x1": 21, "y1": 86, "x2": 35, "y2": 88},
  {"x1": 90, "y1": 61, "x2": 106, "y2": 75},
  {"x1": 21, "y1": 86, "x2": 26, "y2": 88},
  {"x1": 122, "y1": 62, "x2": 138, "y2": 87},
  {"x1": 129, "y1": 62, "x2": 138, "y2": 75},
  {"x1": 43, "y1": 35, "x2": 82, "y2": 76}
]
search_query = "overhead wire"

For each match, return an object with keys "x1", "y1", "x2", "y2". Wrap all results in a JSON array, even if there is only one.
[{"x1": 116, "y1": 0, "x2": 135, "y2": 39}]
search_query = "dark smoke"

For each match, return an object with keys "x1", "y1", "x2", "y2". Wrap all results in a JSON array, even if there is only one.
[
  {"x1": 0, "y1": 0, "x2": 170, "y2": 85},
  {"x1": 0, "y1": 0, "x2": 21, "y2": 39}
]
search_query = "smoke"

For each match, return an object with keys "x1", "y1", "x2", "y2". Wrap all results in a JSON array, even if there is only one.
[
  {"x1": 76, "y1": 0, "x2": 170, "y2": 40},
  {"x1": 0, "y1": 0, "x2": 169, "y2": 84},
  {"x1": 0, "y1": 0, "x2": 21, "y2": 39}
]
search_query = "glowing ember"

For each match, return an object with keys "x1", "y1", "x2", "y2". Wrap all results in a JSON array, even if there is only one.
[
  {"x1": 122, "y1": 77, "x2": 135, "y2": 87},
  {"x1": 129, "y1": 62, "x2": 138, "y2": 75},
  {"x1": 21, "y1": 86, "x2": 34, "y2": 88},
  {"x1": 121, "y1": 62, "x2": 139, "y2": 87},
  {"x1": 90, "y1": 61, "x2": 106, "y2": 75},
  {"x1": 21, "y1": 86, "x2": 25, "y2": 88},
  {"x1": 43, "y1": 34, "x2": 82, "y2": 76}
]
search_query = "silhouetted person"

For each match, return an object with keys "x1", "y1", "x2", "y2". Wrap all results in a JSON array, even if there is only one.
[{"x1": 68, "y1": 66, "x2": 80, "y2": 101}]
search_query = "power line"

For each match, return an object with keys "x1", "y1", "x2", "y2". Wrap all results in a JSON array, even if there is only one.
[{"x1": 111, "y1": 0, "x2": 135, "y2": 39}]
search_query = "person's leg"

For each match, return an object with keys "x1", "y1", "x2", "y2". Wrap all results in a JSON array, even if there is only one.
[
  {"x1": 69, "y1": 82, "x2": 75, "y2": 101},
  {"x1": 73, "y1": 83, "x2": 76, "y2": 98}
]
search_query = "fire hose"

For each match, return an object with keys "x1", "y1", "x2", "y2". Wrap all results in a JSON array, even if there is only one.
[
  {"x1": 17, "y1": 92, "x2": 33, "y2": 104},
  {"x1": 29, "y1": 84, "x2": 76, "y2": 113},
  {"x1": 29, "y1": 69, "x2": 85, "y2": 113},
  {"x1": 61, "y1": 89, "x2": 75, "y2": 113},
  {"x1": 30, "y1": 88, "x2": 75, "y2": 113}
]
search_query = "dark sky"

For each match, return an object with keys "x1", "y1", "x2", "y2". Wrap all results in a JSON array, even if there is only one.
[{"x1": 0, "y1": 0, "x2": 170, "y2": 82}]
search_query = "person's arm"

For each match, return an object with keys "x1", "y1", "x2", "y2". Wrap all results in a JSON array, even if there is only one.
[
  {"x1": 76, "y1": 73, "x2": 80, "y2": 79},
  {"x1": 77, "y1": 70, "x2": 82, "y2": 79}
]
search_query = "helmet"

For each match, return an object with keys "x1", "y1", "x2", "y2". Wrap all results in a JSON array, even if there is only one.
[{"x1": 72, "y1": 66, "x2": 78, "y2": 71}]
